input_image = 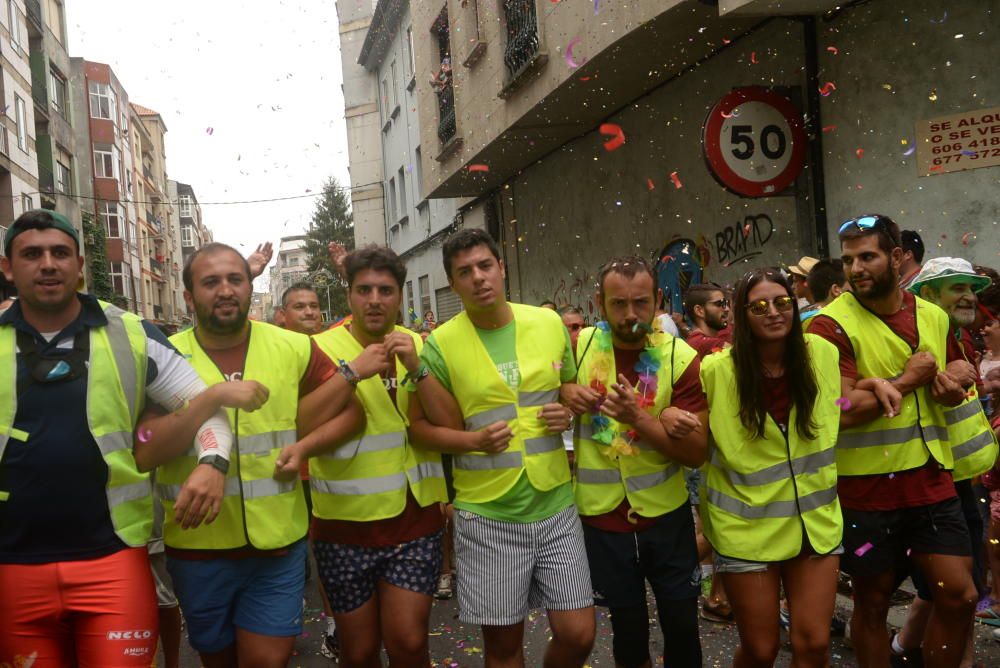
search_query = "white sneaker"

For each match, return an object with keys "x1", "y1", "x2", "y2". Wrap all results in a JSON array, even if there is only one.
[
  {"x1": 434, "y1": 572, "x2": 453, "y2": 600},
  {"x1": 992, "y1": 626, "x2": 1000, "y2": 643}
]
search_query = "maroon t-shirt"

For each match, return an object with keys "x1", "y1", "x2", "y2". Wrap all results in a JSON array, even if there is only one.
[
  {"x1": 311, "y1": 363, "x2": 443, "y2": 547},
  {"x1": 806, "y1": 292, "x2": 962, "y2": 511},
  {"x1": 582, "y1": 344, "x2": 707, "y2": 533},
  {"x1": 167, "y1": 336, "x2": 337, "y2": 559},
  {"x1": 686, "y1": 328, "x2": 732, "y2": 360}
]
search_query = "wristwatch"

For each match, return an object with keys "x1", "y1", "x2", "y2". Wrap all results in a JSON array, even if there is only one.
[
  {"x1": 338, "y1": 359, "x2": 361, "y2": 388},
  {"x1": 198, "y1": 454, "x2": 230, "y2": 474}
]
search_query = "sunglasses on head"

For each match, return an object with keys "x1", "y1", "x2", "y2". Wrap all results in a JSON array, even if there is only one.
[
  {"x1": 838, "y1": 215, "x2": 886, "y2": 235},
  {"x1": 745, "y1": 296, "x2": 795, "y2": 316}
]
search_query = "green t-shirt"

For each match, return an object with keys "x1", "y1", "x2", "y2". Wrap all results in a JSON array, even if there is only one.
[{"x1": 421, "y1": 318, "x2": 576, "y2": 522}]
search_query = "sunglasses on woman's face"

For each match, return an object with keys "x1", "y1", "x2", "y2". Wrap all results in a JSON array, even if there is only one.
[{"x1": 745, "y1": 296, "x2": 795, "y2": 316}]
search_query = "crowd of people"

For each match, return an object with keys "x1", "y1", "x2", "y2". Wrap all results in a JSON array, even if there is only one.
[{"x1": 1, "y1": 208, "x2": 999, "y2": 668}]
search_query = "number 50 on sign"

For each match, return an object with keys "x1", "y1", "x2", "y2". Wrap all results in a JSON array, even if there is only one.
[{"x1": 703, "y1": 87, "x2": 808, "y2": 198}]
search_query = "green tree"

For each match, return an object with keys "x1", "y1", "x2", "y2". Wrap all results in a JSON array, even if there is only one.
[
  {"x1": 81, "y1": 209, "x2": 115, "y2": 303},
  {"x1": 303, "y1": 176, "x2": 354, "y2": 319}
]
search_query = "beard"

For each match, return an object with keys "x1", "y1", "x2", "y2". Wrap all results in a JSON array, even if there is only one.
[
  {"x1": 850, "y1": 266, "x2": 897, "y2": 300},
  {"x1": 706, "y1": 312, "x2": 728, "y2": 331},
  {"x1": 611, "y1": 320, "x2": 649, "y2": 345},
  {"x1": 949, "y1": 304, "x2": 976, "y2": 327},
  {"x1": 196, "y1": 298, "x2": 249, "y2": 335}
]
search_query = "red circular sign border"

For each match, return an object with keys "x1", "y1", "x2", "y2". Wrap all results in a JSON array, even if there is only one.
[{"x1": 703, "y1": 87, "x2": 808, "y2": 198}]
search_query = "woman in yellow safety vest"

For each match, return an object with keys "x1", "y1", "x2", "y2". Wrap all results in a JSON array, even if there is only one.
[{"x1": 700, "y1": 268, "x2": 900, "y2": 668}]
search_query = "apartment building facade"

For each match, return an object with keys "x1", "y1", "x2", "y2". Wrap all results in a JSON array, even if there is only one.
[
  {"x1": 410, "y1": 0, "x2": 1000, "y2": 314},
  {"x1": 268, "y1": 234, "x2": 309, "y2": 315},
  {"x1": 131, "y1": 103, "x2": 185, "y2": 325},
  {"x1": 27, "y1": 0, "x2": 78, "y2": 228},
  {"x1": 71, "y1": 58, "x2": 143, "y2": 312},
  {"x1": 343, "y1": 0, "x2": 464, "y2": 325},
  {"x1": 0, "y1": 1, "x2": 42, "y2": 300}
]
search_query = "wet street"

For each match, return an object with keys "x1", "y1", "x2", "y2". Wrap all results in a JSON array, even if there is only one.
[{"x1": 170, "y1": 575, "x2": 1000, "y2": 667}]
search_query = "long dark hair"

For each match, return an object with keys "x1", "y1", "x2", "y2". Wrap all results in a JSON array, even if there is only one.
[{"x1": 731, "y1": 268, "x2": 818, "y2": 440}]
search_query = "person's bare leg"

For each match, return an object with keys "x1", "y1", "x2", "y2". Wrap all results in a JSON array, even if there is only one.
[
  {"x1": 721, "y1": 567, "x2": 783, "y2": 668},
  {"x1": 198, "y1": 645, "x2": 237, "y2": 668},
  {"x1": 233, "y1": 628, "x2": 296, "y2": 668},
  {"x1": 377, "y1": 582, "x2": 433, "y2": 668},
  {"x1": 848, "y1": 569, "x2": 897, "y2": 668},
  {"x1": 332, "y1": 594, "x2": 382, "y2": 668},
  {"x1": 911, "y1": 553, "x2": 976, "y2": 668},
  {"x1": 158, "y1": 605, "x2": 182, "y2": 668},
  {"x1": 896, "y1": 597, "x2": 932, "y2": 653},
  {"x1": 482, "y1": 623, "x2": 526, "y2": 668},
  {"x1": 545, "y1": 607, "x2": 595, "y2": 668},
  {"x1": 783, "y1": 555, "x2": 839, "y2": 668}
]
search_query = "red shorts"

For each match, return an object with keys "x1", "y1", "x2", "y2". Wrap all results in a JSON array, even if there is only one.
[{"x1": 0, "y1": 547, "x2": 159, "y2": 667}]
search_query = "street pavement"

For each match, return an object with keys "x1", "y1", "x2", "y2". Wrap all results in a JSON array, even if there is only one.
[{"x1": 169, "y1": 575, "x2": 1000, "y2": 667}]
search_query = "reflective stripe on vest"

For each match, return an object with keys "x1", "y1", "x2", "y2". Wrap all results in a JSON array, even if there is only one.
[
  {"x1": 239, "y1": 430, "x2": 297, "y2": 456},
  {"x1": 465, "y1": 405, "x2": 518, "y2": 431},
  {"x1": 706, "y1": 485, "x2": 838, "y2": 520},
  {"x1": 455, "y1": 451, "x2": 524, "y2": 471},
  {"x1": 946, "y1": 400, "x2": 984, "y2": 425},
  {"x1": 157, "y1": 476, "x2": 294, "y2": 501},
  {"x1": 318, "y1": 431, "x2": 406, "y2": 460},
  {"x1": 311, "y1": 473, "x2": 407, "y2": 496},
  {"x1": 519, "y1": 390, "x2": 560, "y2": 407},
  {"x1": 837, "y1": 423, "x2": 948, "y2": 449},
  {"x1": 954, "y1": 430, "x2": 996, "y2": 460},
  {"x1": 712, "y1": 448, "x2": 835, "y2": 487}
]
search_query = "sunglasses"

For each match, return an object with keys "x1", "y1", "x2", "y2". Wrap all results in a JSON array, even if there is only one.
[
  {"x1": 745, "y1": 296, "x2": 795, "y2": 316},
  {"x1": 707, "y1": 299, "x2": 730, "y2": 308},
  {"x1": 838, "y1": 215, "x2": 885, "y2": 235}
]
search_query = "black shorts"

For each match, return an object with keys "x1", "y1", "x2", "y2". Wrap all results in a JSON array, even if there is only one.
[
  {"x1": 841, "y1": 496, "x2": 971, "y2": 579},
  {"x1": 913, "y1": 480, "x2": 985, "y2": 600},
  {"x1": 582, "y1": 503, "x2": 700, "y2": 609}
]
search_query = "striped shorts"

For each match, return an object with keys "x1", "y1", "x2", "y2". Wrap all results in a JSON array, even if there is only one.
[{"x1": 454, "y1": 505, "x2": 593, "y2": 626}]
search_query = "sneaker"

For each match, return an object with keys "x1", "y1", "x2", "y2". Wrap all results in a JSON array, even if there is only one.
[
  {"x1": 435, "y1": 572, "x2": 453, "y2": 600},
  {"x1": 993, "y1": 626, "x2": 1000, "y2": 643},
  {"x1": 320, "y1": 629, "x2": 340, "y2": 660},
  {"x1": 778, "y1": 606, "x2": 790, "y2": 630}
]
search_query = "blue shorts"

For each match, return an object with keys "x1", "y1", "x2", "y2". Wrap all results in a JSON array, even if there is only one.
[{"x1": 166, "y1": 540, "x2": 306, "y2": 653}]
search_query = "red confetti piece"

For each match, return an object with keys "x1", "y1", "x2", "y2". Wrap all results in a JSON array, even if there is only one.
[
  {"x1": 822, "y1": 125, "x2": 837, "y2": 133},
  {"x1": 468, "y1": 164, "x2": 490, "y2": 172},
  {"x1": 579, "y1": 76, "x2": 591, "y2": 81},
  {"x1": 930, "y1": 165, "x2": 943, "y2": 171},
  {"x1": 962, "y1": 232, "x2": 973, "y2": 245},
  {"x1": 720, "y1": 110, "x2": 735, "y2": 119},
  {"x1": 669, "y1": 171, "x2": 683, "y2": 189},
  {"x1": 855, "y1": 148, "x2": 865, "y2": 159},
  {"x1": 818, "y1": 82, "x2": 837, "y2": 96},
  {"x1": 599, "y1": 123, "x2": 625, "y2": 151},
  {"x1": 660, "y1": 255, "x2": 674, "y2": 262},
  {"x1": 722, "y1": 38, "x2": 731, "y2": 45},
  {"x1": 742, "y1": 223, "x2": 751, "y2": 237},
  {"x1": 854, "y1": 541, "x2": 874, "y2": 557},
  {"x1": 750, "y1": 51, "x2": 758, "y2": 64},
  {"x1": 826, "y1": 46, "x2": 839, "y2": 55},
  {"x1": 646, "y1": 178, "x2": 655, "y2": 191}
]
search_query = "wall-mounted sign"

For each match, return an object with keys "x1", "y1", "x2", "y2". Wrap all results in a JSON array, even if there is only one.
[
  {"x1": 703, "y1": 87, "x2": 807, "y2": 198},
  {"x1": 915, "y1": 106, "x2": 1000, "y2": 176}
]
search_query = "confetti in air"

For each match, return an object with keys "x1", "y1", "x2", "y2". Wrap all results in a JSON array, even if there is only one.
[
  {"x1": 854, "y1": 542, "x2": 874, "y2": 557},
  {"x1": 468, "y1": 164, "x2": 490, "y2": 173},
  {"x1": 818, "y1": 82, "x2": 837, "y2": 97},
  {"x1": 599, "y1": 123, "x2": 625, "y2": 151},
  {"x1": 669, "y1": 171, "x2": 683, "y2": 189},
  {"x1": 564, "y1": 37, "x2": 586, "y2": 69}
]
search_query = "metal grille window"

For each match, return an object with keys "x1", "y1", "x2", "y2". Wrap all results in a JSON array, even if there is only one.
[{"x1": 502, "y1": 0, "x2": 540, "y2": 77}]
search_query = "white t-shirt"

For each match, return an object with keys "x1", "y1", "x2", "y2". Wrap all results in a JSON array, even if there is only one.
[{"x1": 656, "y1": 313, "x2": 680, "y2": 337}]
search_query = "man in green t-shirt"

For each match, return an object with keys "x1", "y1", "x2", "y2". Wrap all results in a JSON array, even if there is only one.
[{"x1": 410, "y1": 229, "x2": 595, "y2": 667}]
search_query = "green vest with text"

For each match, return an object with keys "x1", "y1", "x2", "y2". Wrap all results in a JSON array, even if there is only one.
[
  {"x1": 574, "y1": 328, "x2": 696, "y2": 518},
  {"x1": 944, "y1": 331, "x2": 998, "y2": 481},
  {"x1": 432, "y1": 303, "x2": 570, "y2": 503},
  {"x1": 820, "y1": 293, "x2": 953, "y2": 475},
  {"x1": 0, "y1": 302, "x2": 152, "y2": 546},
  {"x1": 310, "y1": 325, "x2": 446, "y2": 520},
  {"x1": 158, "y1": 322, "x2": 311, "y2": 550},
  {"x1": 700, "y1": 335, "x2": 843, "y2": 561}
]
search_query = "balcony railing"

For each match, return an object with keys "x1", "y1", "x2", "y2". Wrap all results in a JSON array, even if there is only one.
[
  {"x1": 436, "y1": 81, "x2": 456, "y2": 144},
  {"x1": 502, "y1": 0, "x2": 541, "y2": 77},
  {"x1": 149, "y1": 256, "x2": 164, "y2": 275},
  {"x1": 143, "y1": 165, "x2": 153, "y2": 180},
  {"x1": 25, "y1": 0, "x2": 42, "y2": 30}
]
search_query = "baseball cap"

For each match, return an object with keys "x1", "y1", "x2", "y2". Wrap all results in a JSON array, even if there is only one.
[
  {"x1": 907, "y1": 257, "x2": 992, "y2": 294},
  {"x1": 4, "y1": 209, "x2": 80, "y2": 256},
  {"x1": 788, "y1": 256, "x2": 819, "y2": 277}
]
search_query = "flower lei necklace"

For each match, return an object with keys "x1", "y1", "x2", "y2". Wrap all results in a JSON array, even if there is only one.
[{"x1": 586, "y1": 321, "x2": 665, "y2": 458}]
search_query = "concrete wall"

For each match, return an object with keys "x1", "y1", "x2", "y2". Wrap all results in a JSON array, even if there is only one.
[
  {"x1": 818, "y1": 0, "x2": 1000, "y2": 266},
  {"x1": 502, "y1": 18, "x2": 810, "y2": 312}
]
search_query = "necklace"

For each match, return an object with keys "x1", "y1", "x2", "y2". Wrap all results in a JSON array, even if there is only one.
[{"x1": 586, "y1": 321, "x2": 665, "y2": 458}]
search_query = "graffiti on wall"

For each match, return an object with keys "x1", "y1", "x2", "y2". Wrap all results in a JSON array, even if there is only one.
[
  {"x1": 714, "y1": 214, "x2": 776, "y2": 267},
  {"x1": 533, "y1": 267, "x2": 598, "y2": 318}
]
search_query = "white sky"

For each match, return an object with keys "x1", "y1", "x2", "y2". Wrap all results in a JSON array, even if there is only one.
[{"x1": 65, "y1": 0, "x2": 351, "y2": 288}]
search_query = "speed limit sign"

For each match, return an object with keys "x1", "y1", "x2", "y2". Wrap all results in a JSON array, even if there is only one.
[{"x1": 703, "y1": 87, "x2": 807, "y2": 197}]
